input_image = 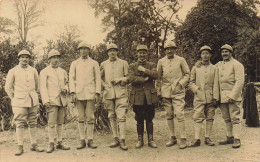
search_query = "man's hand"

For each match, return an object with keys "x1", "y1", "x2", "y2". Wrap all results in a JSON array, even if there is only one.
[
  {"x1": 44, "y1": 102, "x2": 51, "y2": 108},
  {"x1": 71, "y1": 92, "x2": 77, "y2": 103},
  {"x1": 60, "y1": 89, "x2": 67, "y2": 96},
  {"x1": 213, "y1": 99, "x2": 219, "y2": 108},
  {"x1": 111, "y1": 78, "x2": 121, "y2": 85},
  {"x1": 228, "y1": 98, "x2": 235, "y2": 104},
  {"x1": 138, "y1": 66, "x2": 146, "y2": 72},
  {"x1": 175, "y1": 83, "x2": 182, "y2": 92},
  {"x1": 144, "y1": 76, "x2": 149, "y2": 81},
  {"x1": 195, "y1": 60, "x2": 202, "y2": 68},
  {"x1": 94, "y1": 93, "x2": 100, "y2": 104}
]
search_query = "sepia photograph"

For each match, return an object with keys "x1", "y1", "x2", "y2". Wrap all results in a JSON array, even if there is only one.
[{"x1": 0, "y1": 0, "x2": 259, "y2": 161}]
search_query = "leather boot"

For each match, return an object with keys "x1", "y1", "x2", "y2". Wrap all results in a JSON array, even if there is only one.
[
  {"x1": 110, "y1": 137, "x2": 120, "y2": 148},
  {"x1": 179, "y1": 138, "x2": 187, "y2": 149},
  {"x1": 205, "y1": 137, "x2": 215, "y2": 146},
  {"x1": 146, "y1": 122, "x2": 157, "y2": 148},
  {"x1": 136, "y1": 135, "x2": 144, "y2": 148},
  {"x1": 87, "y1": 139, "x2": 97, "y2": 149},
  {"x1": 219, "y1": 136, "x2": 234, "y2": 145},
  {"x1": 232, "y1": 138, "x2": 241, "y2": 148},
  {"x1": 15, "y1": 145, "x2": 24, "y2": 156},
  {"x1": 166, "y1": 136, "x2": 177, "y2": 147},
  {"x1": 46, "y1": 142, "x2": 54, "y2": 153},
  {"x1": 31, "y1": 143, "x2": 44, "y2": 152},
  {"x1": 136, "y1": 122, "x2": 144, "y2": 148},
  {"x1": 56, "y1": 141, "x2": 70, "y2": 150},
  {"x1": 119, "y1": 139, "x2": 128, "y2": 150},
  {"x1": 76, "y1": 139, "x2": 86, "y2": 149},
  {"x1": 191, "y1": 139, "x2": 201, "y2": 147}
]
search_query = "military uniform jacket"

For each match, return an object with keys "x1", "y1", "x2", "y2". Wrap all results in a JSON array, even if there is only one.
[
  {"x1": 189, "y1": 63, "x2": 219, "y2": 104},
  {"x1": 69, "y1": 57, "x2": 101, "y2": 100},
  {"x1": 157, "y1": 55, "x2": 190, "y2": 98},
  {"x1": 40, "y1": 65, "x2": 68, "y2": 106},
  {"x1": 5, "y1": 64, "x2": 39, "y2": 107},
  {"x1": 128, "y1": 61, "x2": 158, "y2": 105},
  {"x1": 215, "y1": 57, "x2": 244, "y2": 103},
  {"x1": 100, "y1": 58, "x2": 129, "y2": 99}
]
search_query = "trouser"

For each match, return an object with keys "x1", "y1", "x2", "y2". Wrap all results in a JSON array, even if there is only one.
[
  {"x1": 162, "y1": 95, "x2": 186, "y2": 138},
  {"x1": 219, "y1": 102, "x2": 241, "y2": 139},
  {"x1": 193, "y1": 102, "x2": 215, "y2": 139},
  {"x1": 76, "y1": 100, "x2": 96, "y2": 140},
  {"x1": 47, "y1": 105, "x2": 65, "y2": 142},
  {"x1": 133, "y1": 100, "x2": 155, "y2": 136},
  {"x1": 105, "y1": 97, "x2": 128, "y2": 139},
  {"x1": 12, "y1": 106, "x2": 39, "y2": 145}
]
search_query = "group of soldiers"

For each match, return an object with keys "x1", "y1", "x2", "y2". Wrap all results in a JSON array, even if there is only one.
[{"x1": 4, "y1": 40, "x2": 244, "y2": 156}]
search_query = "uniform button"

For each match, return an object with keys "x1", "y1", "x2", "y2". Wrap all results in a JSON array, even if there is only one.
[{"x1": 221, "y1": 75, "x2": 223, "y2": 77}]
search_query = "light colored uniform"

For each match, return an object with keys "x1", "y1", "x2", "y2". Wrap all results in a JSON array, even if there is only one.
[
  {"x1": 69, "y1": 57, "x2": 101, "y2": 140},
  {"x1": 100, "y1": 57, "x2": 128, "y2": 139},
  {"x1": 5, "y1": 64, "x2": 39, "y2": 145},
  {"x1": 40, "y1": 65, "x2": 68, "y2": 142},
  {"x1": 5, "y1": 64, "x2": 39, "y2": 128},
  {"x1": 215, "y1": 57, "x2": 244, "y2": 138},
  {"x1": 157, "y1": 55, "x2": 190, "y2": 138},
  {"x1": 189, "y1": 63, "x2": 219, "y2": 123}
]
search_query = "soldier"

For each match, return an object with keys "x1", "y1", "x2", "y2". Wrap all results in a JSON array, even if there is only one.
[
  {"x1": 100, "y1": 43, "x2": 129, "y2": 150},
  {"x1": 216, "y1": 44, "x2": 244, "y2": 148},
  {"x1": 128, "y1": 44, "x2": 158, "y2": 148},
  {"x1": 189, "y1": 46, "x2": 219, "y2": 147},
  {"x1": 157, "y1": 41, "x2": 190, "y2": 149},
  {"x1": 69, "y1": 42, "x2": 101, "y2": 149},
  {"x1": 5, "y1": 50, "x2": 44, "y2": 156},
  {"x1": 40, "y1": 49, "x2": 70, "y2": 153}
]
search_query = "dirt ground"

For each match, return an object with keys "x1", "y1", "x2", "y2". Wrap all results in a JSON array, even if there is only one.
[{"x1": 0, "y1": 108, "x2": 259, "y2": 162}]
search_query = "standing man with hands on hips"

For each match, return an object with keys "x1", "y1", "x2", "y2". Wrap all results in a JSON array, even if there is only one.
[
  {"x1": 5, "y1": 50, "x2": 44, "y2": 156},
  {"x1": 69, "y1": 42, "x2": 101, "y2": 149}
]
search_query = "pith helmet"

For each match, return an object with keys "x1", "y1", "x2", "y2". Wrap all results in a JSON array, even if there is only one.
[
  {"x1": 136, "y1": 44, "x2": 148, "y2": 51},
  {"x1": 78, "y1": 42, "x2": 91, "y2": 49},
  {"x1": 221, "y1": 44, "x2": 233, "y2": 52},
  {"x1": 107, "y1": 43, "x2": 118, "y2": 51},
  {"x1": 200, "y1": 45, "x2": 212, "y2": 53},
  {"x1": 18, "y1": 50, "x2": 31, "y2": 57},
  {"x1": 164, "y1": 41, "x2": 177, "y2": 49},
  {"x1": 48, "y1": 49, "x2": 60, "y2": 59}
]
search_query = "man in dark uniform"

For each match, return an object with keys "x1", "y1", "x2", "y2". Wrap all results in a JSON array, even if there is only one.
[{"x1": 128, "y1": 44, "x2": 158, "y2": 148}]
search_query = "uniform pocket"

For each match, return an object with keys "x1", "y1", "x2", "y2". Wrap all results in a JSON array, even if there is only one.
[
  {"x1": 150, "y1": 89, "x2": 158, "y2": 103},
  {"x1": 14, "y1": 93, "x2": 26, "y2": 99},
  {"x1": 129, "y1": 90, "x2": 136, "y2": 104}
]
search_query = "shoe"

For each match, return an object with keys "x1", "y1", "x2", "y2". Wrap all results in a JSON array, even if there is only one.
[
  {"x1": 56, "y1": 141, "x2": 70, "y2": 150},
  {"x1": 136, "y1": 135, "x2": 144, "y2": 148},
  {"x1": 166, "y1": 136, "x2": 177, "y2": 147},
  {"x1": 76, "y1": 140, "x2": 86, "y2": 149},
  {"x1": 205, "y1": 137, "x2": 215, "y2": 146},
  {"x1": 87, "y1": 139, "x2": 97, "y2": 149},
  {"x1": 191, "y1": 139, "x2": 201, "y2": 147},
  {"x1": 46, "y1": 142, "x2": 54, "y2": 153},
  {"x1": 219, "y1": 136, "x2": 234, "y2": 145},
  {"x1": 31, "y1": 143, "x2": 44, "y2": 152},
  {"x1": 110, "y1": 137, "x2": 120, "y2": 148},
  {"x1": 15, "y1": 145, "x2": 24, "y2": 156},
  {"x1": 232, "y1": 139, "x2": 241, "y2": 148},
  {"x1": 119, "y1": 139, "x2": 128, "y2": 150},
  {"x1": 179, "y1": 138, "x2": 187, "y2": 149},
  {"x1": 148, "y1": 134, "x2": 157, "y2": 148}
]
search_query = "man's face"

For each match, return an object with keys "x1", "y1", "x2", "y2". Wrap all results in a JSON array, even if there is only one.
[
  {"x1": 221, "y1": 49, "x2": 232, "y2": 60},
  {"x1": 108, "y1": 49, "x2": 118, "y2": 60},
  {"x1": 79, "y1": 47, "x2": 90, "y2": 58},
  {"x1": 49, "y1": 55, "x2": 60, "y2": 67},
  {"x1": 201, "y1": 50, "x2": 211, "y2": 62},
  {"x1": 137, "y1": 50, "x2": 148, "y2": 61},
  {"x1": 165, "y1": 47, "x2": 176, "y2": 59},
  {"x1": 19, "y1": 55, "x2": 30, "y2": 66}
]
